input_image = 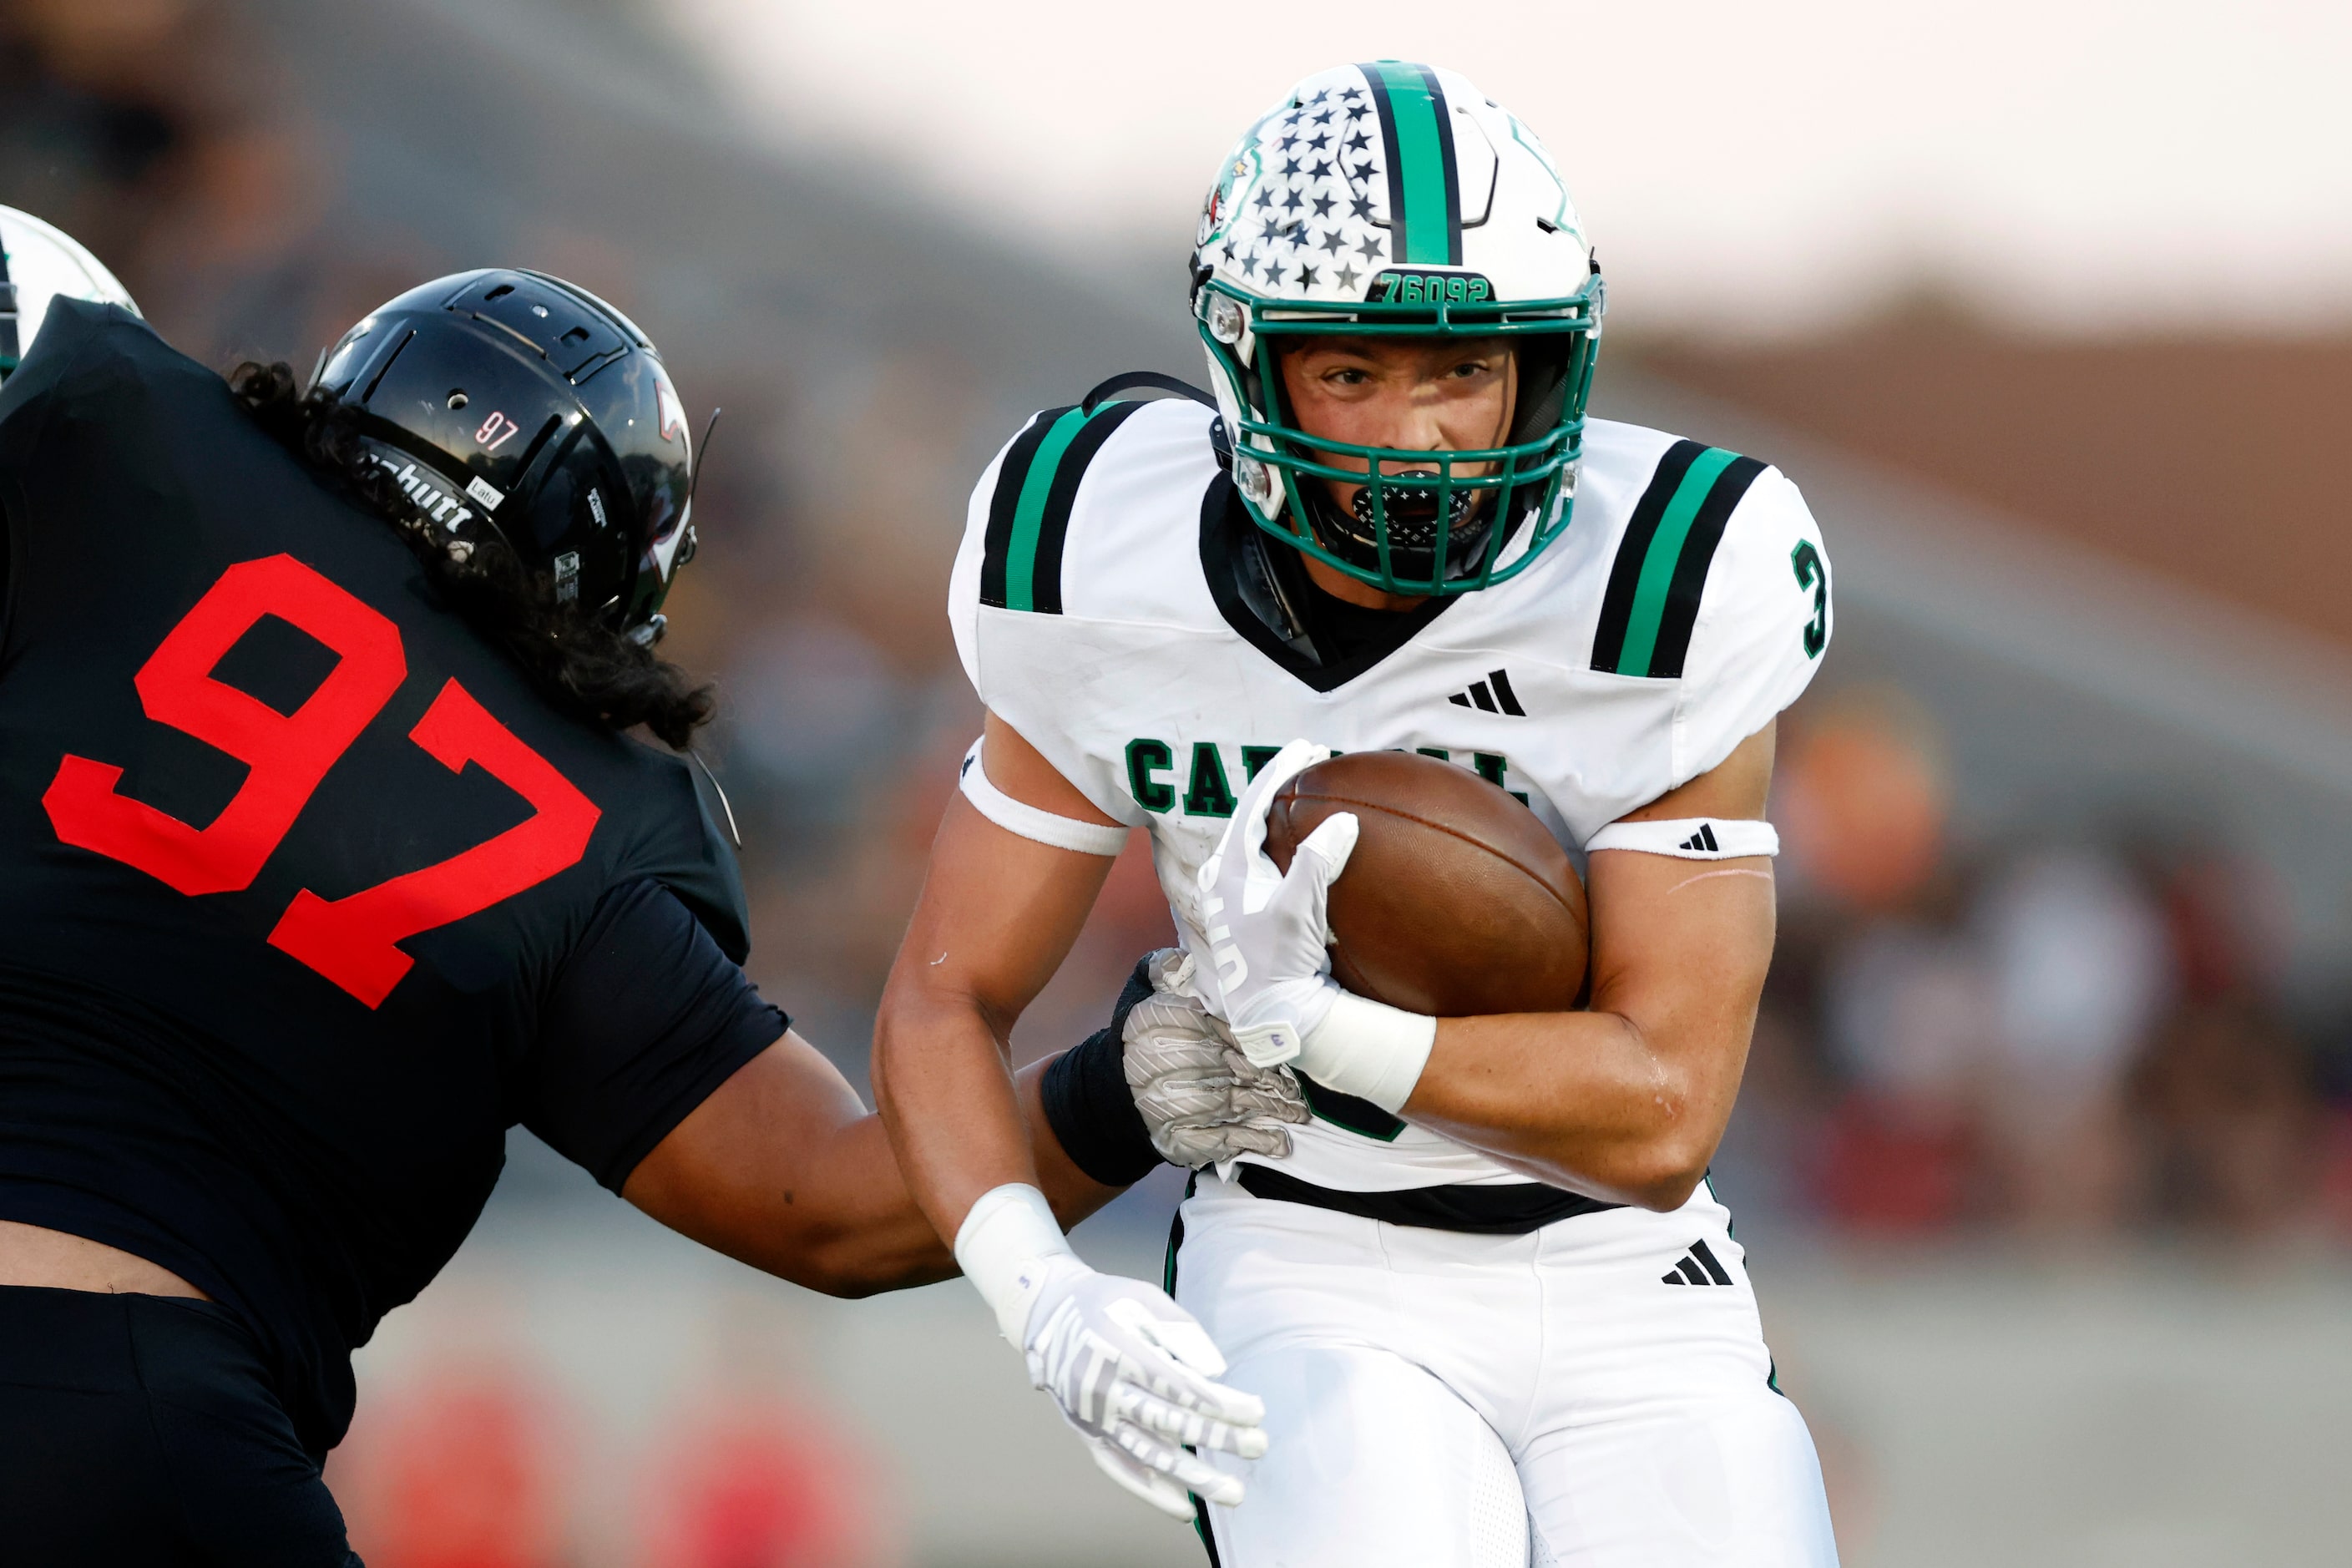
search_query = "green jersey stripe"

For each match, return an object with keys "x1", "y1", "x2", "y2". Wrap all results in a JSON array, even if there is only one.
[
  {"x1": 1590, "y1": 438, "x2": 1702, "y2": 672},
  {"x1": 979, "y1": 407, "x2": 1069, "y2": 609},
  {"x1": 1003, "y1": 406, "x2": 1093, "y2": 612},
  {"x1": 1591, "y1": 440, "x2": 1765, "y2": 678},
  {"x1": 981, "y1": 400, "x2": 1147, "y2": 614},
  {"x1": 1028, "y1": 400, "x2": 1143, "y2": 615},
  {"x1": 1648, "y1": 453, "x2": 1767, "y2": 678},
  {"x1": 1615, "y1": 445, "x2": 1739, "y2": 676}
]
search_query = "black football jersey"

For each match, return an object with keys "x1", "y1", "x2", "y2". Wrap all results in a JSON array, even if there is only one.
[{"x1": 0, "y1": 302, "x2": 779, "y2": 1454}]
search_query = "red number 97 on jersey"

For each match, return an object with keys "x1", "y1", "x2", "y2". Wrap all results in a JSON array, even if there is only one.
[{"x1": 42, "y1": 554, "x2": 601, "y2": 1008}]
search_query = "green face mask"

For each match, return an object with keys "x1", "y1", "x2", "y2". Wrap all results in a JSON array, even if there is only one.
[{"x1": 1197, "y1": 272, "x2": 1602, "y2": 598}]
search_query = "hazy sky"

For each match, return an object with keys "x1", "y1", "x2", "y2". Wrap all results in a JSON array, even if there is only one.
[{"x1": 668, "y1": 0, "x2": 2352, "y2": 337}]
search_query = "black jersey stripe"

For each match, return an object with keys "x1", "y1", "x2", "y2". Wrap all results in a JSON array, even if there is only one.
[
  {"x1": 1591, "y1": 438, "x2": 1706, "y2": 673},
  {"x1": 1646, "y1": 453, "x2": 1766, "y2": 680},
  {"x1": 1234, "y1": 1163, "x2": 1621, "y2": 1232},
  {"x1": 979, "y1": 407, "x2": 1068, "y2": 609},
  {"x1": 1297, "y1": 1071, "x2": 1407, "y2": 1142},
  {"x1": 1027, "y1": 399, "x2": 1144, "y2": 615}
]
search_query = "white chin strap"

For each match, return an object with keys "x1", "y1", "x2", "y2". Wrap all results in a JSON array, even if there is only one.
[
  {"x1": 959, "y1": 737, "x2": 1129, "y2": 857},
  {"x1": 1583, "y1": 817, "x2": 1779, "y2": 860}
]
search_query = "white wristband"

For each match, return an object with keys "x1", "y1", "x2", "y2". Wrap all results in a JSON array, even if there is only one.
[
  {"x1": 953, "y1": 1182, "x2": 1077, "y2": 1343},
  {"x1": 959, "y1": 737, "x2": 1130, "y2": 857},
  {"x1": 1296, "y1": 989, "x2": 1437, "y2": 1114},
  {"x1": 1584, "y1": 817, "x2": 1778, "y2": 860}
]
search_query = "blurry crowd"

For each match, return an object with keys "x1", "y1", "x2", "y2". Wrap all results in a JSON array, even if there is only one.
[{"x1": 1731, "y1": 687, "x2": 2349, "y2": 1241}]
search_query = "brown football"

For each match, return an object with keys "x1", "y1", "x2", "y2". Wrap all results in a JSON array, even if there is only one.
[{"x1": 1265, "y1": 751, "x2": 1588, "y2": 1016}]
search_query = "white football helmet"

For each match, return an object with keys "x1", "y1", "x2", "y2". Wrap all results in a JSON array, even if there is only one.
[
  {"x1": 0, "y1": 206, "x2": 141, "y2": 387},
  {"x1": 1190, "y1": 63, "x2": 1601, "y2": 596}
]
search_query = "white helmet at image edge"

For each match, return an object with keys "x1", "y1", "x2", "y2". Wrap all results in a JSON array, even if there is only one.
[{"x1": 0, "y1": 206, "x2": 142, "y2": 386}]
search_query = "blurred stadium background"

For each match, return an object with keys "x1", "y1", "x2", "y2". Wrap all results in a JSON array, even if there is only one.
[{"x1": 8, "y1": 0, "x2": 2352, "y2": 1562}]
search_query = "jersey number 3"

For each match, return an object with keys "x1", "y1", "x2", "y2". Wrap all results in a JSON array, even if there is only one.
[
  {"x1": 42, "y1": 554, "x2": 601, "y2": 1008},
  {"x1": 1790, "y1": 539, "x2": 1828, "y2": 659}
]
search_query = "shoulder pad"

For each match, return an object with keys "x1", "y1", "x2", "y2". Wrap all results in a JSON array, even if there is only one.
[
  {"x1": 978, "y1": 399, "x2": 1154, "y2": 615},
  {"x1": 1589, "y1": 438, "x2": 1769, "y2": 680}
]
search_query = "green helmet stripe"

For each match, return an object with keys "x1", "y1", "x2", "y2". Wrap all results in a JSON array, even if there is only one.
[
  {"x1": 1612, "y1": 445, "x2": 1740, "y2": 677},
  {"x1": 1361, "y1": 61, "x2": 1462, "y2": 266}
]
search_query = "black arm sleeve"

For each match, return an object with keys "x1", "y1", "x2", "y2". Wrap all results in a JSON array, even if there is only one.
[
  {"x1": 521, "y1": 878, "x2": 789, "y2": 1192},
  {"x1": 1039, "y1": 956, "x2": 1164, "y2": 1187}
]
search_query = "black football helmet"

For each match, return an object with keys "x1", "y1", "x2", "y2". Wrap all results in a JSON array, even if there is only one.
[{"x1": 310, "y1": 269, "x2": 697, "y2": 639}]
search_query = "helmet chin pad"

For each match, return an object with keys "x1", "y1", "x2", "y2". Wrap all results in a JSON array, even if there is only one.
[{"x1": 1349, "y1": 471, "x2": 1478, "y2": 539}]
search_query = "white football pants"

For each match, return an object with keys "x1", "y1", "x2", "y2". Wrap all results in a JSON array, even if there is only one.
[{"x1": 1172, "y1": 1172, "x2": 1839, "y2": 1567}]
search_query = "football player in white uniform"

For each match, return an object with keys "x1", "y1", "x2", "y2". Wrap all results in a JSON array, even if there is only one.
[
  {"x1": 875, "y1": 63, "x2": 1840, "y2": 1565},
  {"x1": 0, "y1": 205, "x2": 142, "y2": 387}
]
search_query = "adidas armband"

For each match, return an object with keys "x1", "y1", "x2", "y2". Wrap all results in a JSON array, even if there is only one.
[
  {"x1": 959, "y1": 737, "x2": 1129, "y2": 857},
  {"x1": 1584, "y1": 817, "x2": 1779, "y2": 860}
]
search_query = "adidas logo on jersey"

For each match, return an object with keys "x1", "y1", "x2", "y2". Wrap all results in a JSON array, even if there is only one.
[
  {"x1": 1678, "y1": 823, "x2": 1721, "y2": 853},
  {"x1": 1447, "y1": 669, "x2": 1526, "y2": 716},
  {"x1": 1661, "y1": 1239, "x2": 1733, "y2": 1286}
]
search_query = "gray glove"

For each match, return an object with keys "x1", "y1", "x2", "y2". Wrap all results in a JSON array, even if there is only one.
[{"x1": 1124, "y1": 948, "x2": 1311, "y2": 1168}]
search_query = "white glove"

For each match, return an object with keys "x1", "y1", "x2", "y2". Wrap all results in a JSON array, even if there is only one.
[
  {"x1": 1195, "y1": 739, "x2": 1438, "y2": 1115},
  {"x1": 956, "y1": 1184, "x2": 1267, "y2": 1520},
  {"x1": 1194, "y1": 741, "x2": 1355, "y2": 1065},
  {"x1": 1125, "y1": 948, "x2": 1309, "y2": 1167}
]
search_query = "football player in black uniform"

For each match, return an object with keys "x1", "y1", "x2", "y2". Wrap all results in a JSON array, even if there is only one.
[{"x1": 0, "y1": 259, "x2": 1257, "y2": 1563}]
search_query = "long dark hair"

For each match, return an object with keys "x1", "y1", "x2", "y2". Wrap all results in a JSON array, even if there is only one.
[{"x1": 228, "y1": 362, "x2": 715, "y2": 749}]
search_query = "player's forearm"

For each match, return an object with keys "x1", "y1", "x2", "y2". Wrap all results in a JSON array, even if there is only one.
[
  {"x1": 779, "y1": 1060, "x2": 1119, "y2": 1295},
  {"x1": 873, "y1": 788, "x2": 1120, "y2": 1242},
  {"x1": 635, "y1": 1050, "x2": 1116, "y2": 1298},
  {"x1": 729, "y1": 1111, "x2": 964, "y2": 1294},
  {"x1": 1403, "y1": 822, "x2": 1779, "y2": 1209},
  {"x1": 1402, "y1": 1008, "x2": 1751, "y2": 1210},
  {"x1": 873, "y1": 978, "x2": 1051, "y2": 1242}
]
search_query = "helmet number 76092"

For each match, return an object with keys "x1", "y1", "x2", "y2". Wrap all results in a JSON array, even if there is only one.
[{"x1": 40, "y1": 554, "x2": 601, "y2": 1008}]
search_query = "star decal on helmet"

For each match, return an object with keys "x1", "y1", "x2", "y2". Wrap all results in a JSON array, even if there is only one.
[{"x1": 1193, "y1": 78, "x2": 1412, "y2": 303}]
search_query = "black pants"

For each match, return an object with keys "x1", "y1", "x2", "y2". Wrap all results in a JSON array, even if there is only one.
[{"x1": 0, "y1": 1284, "x2": 361, "y2": 1565}]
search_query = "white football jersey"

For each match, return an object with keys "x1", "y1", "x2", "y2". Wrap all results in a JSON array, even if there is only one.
[{"x1": 950, "y1": 397, "x2": 1832, "y2": 1191}]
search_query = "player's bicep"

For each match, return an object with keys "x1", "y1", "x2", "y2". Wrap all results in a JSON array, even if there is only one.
[
  {"x1": 1585, "y1": 722, "x2": 1778, "y2": 1032},
  {"x1": 893, "y1": 731, "x2": 1120, "y2": 1028}
]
